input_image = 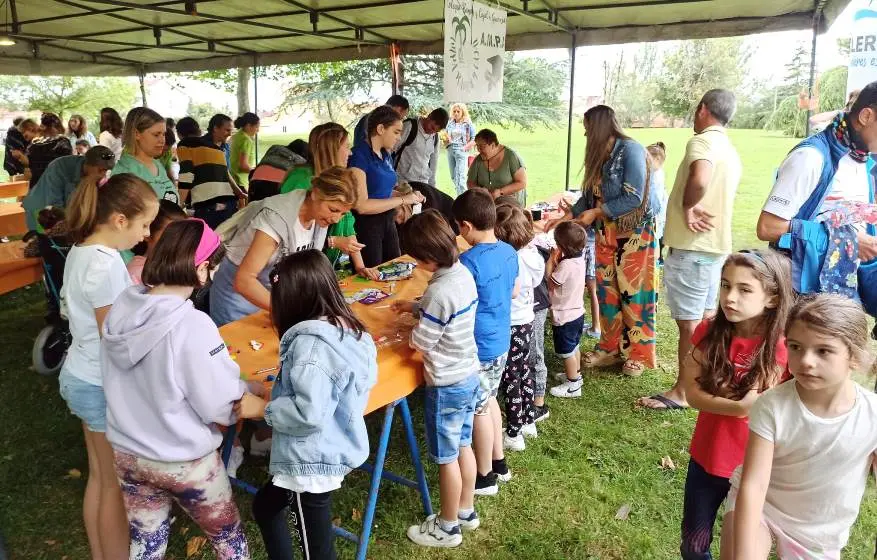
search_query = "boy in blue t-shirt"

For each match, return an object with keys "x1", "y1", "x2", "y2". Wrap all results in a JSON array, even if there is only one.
[{"x1": 452, "y1": 188, "x2": 519, "y2": 497}]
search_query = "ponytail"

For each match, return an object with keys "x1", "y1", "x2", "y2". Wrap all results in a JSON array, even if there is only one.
[{"x1": 66, "y1": 173, "x2": 157, "y2": 243}]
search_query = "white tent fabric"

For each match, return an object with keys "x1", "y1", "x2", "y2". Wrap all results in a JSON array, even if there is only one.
[{"x1": 0, "y1": 0, "x2": 852, "y2": 76}]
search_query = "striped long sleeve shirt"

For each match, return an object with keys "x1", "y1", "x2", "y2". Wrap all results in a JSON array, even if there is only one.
[{"x1": 411, "y1": 261, "x2": 480, "y2": 387}]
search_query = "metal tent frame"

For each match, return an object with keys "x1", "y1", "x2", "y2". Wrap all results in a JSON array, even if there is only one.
[{"x1": 0, "y1": 0, "x2": 851, "y2": 186}]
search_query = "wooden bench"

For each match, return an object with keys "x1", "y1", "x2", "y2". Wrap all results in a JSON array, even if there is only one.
[
  {"x1": 0, "y1": 180, "x2": 29, "y2": 201},
  {"x1": 0, "y1": 240, "x2": 41, "y2": 295},
  {"x1": 0, "y1": 203, "x2": 27, "y2": 237}
]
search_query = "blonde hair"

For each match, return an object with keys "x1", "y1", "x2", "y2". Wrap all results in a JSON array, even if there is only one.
[
  {"x1": 66, "y1": 173, "x2": 157, "y2": 243},
  {"x1": 312, "y1": 127, "x2": 349, "y2": 176},
  {"x1": 495, "y1": 204, "x2": 534, "y2": 250},
  {"x1": 309, "y1": 166, "x2": 359, "y2": 207},
  {"x1": 647, "y1": 142, "x2": 667, "y2": 170},
  {"x1": 450, "y1": 103, "x2": 471, "y2": 122},
  {"x1": 122, "y1": 107, "x2": 164, "y2": 155}
]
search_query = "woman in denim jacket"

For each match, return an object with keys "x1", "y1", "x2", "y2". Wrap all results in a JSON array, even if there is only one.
[
  {"x1": 251, "y1": 249, "x2": 378, "y2": 560},
  {"x1": 548, "y1": 105, "x2": 658, "y2": 377}
]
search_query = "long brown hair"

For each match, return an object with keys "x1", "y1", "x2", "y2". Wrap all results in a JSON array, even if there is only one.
[
  {"x1": 582, "y1": 105, "x2": 629, "y2": 193},
  {"x1": 68, "y1": 114, "x2": 88, "y2": 138},
  {"x1": 100, "y1": 107, "x2": 123, "y2": 137},
  {"x1": 66, "y1": 173, "x2": 157, "y2": 243},
  {"x1": 312, "y1": 127, "x2": 349, "y2": 176},
  {"x1": 695, "y1": 250, "x2": 794, "y2": 399}
]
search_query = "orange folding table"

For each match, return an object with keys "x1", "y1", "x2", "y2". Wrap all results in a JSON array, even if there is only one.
[
  {"x1": 218, "y1": 255, "x2": 438, "y2": 560},
  {"x1": 0, "y1": 240, "x2": 41, "y2": 295},
  {"x1": 0, "y1": 203, "x2": 26, "y2": 237}
]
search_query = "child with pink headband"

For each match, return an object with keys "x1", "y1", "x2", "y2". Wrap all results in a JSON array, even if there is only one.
[{"x1": 101, "y1": 219, "x2": 266, "y2": 559}]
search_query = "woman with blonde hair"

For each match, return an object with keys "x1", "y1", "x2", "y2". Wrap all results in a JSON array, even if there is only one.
[
  {"x1": 210, "y1": 166, "x2": 362, "y2": 326},
  {"x1": 445, "y1": 103, "x2": 476, "y2": 195},
  {"x1": 280, "y1": 124, "x2": 379, "y2": 279},
  {"x1": 110, "y1": 107, "x2": 179, "y2": 205},
  {"x1": 547, "y1": 105, "x2": 657, "y2": 379}
]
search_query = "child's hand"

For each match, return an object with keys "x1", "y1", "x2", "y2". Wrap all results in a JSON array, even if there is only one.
[
  {"x1": 247, "y1": 380, "x2": 267, "y2": 398},
  {"x1": 357, "y1": 267, "x2": 380, "y2": 281},
  {"x1": 391, "y1": 300, "x2": 415, "y2": 314},
  {"x1": 234, "y1": 392, "x2": 267, "y2": 419}
]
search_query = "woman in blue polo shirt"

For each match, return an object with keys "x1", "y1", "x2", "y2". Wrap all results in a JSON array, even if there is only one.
[{"x1": 348, "y1": 105, "x2": 425, "y2": 267}]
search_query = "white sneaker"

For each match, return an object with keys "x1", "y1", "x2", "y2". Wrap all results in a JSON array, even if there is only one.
[
  {"x1": 406, "y1": 514, "x2": 463, "y2": 548},
  {"x1": 503, "y1": 433, "x2": 525, "y2": 452},
  {"x1": 457, "y1": 510, "x2": 480, "y2": 532},
  {"x1": 250, "y1": 434, "x2": 272, "y2": 457},
  {"x1": 550, "y1": 378, "x2": 583, "y2": 398},
  {"x1": 521, "y1": 422, "x2": 538, "y2": 439},
  {"x1": 225, "y1": 445, "x2": 244, "y2": 478}
]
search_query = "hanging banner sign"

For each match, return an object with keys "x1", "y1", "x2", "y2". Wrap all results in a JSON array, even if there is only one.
[
  {"x1": 848, "y1": 6, "x2": 877, "y2": 96},
  {"x1": 444, "y1": 0, "x2": 506, "y2": 103}
]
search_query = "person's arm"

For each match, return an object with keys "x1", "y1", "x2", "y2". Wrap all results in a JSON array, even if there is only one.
[
  {"x1": 234, "y1": 230, "x2": 278, "y2": 310},
  {"x1": 858, "y1": 231, "x2": 877, "y2": 261},
  {"x1": 601, "y1": 142, "x2": 648, "y2": 219},
  {"x1": 466, "y1": 158, "x2": 479, "y2": 190},
  {"x1": 755, "y1": 212, "x2": 790, "y2": 243},
  {"x1": 349, "y1": 247, "x2": 379, "y2": 280},
  {"x1": 429, "y1": 141, "x2": 439, "y2": 186},
  {"x1": 732, "y1": 433, "x2": 774, "y2": 559},
  {"x1": 176, "y1": 146, "x2": 194, "y2": 204},
  {"x1": 496, "y1": 167, "x2": 527, "y2": 198},
  {"x1": 409, "y1": 297, "x2": 448, "y2": 354},
  {"x1": 237, "y1": 150, "x2": 253, "y2": 173},
  {"x1": 464, "y1": 122, "x2": 476, "y2": 151},
  {"x1": 227, "y1": 170, "x2": 246, "y2": 198},
  {"x1": 682, "y1": 347, "x2": 758, "y2": 416},
  {"x1": 264, "y1": 357, "x2": 340, "y2": 436},
  {"x1": 349, "y1": 167, "x2": 421, "y2": 215},
  {"x1": 682, "y1": 159, "x2": 714, "y2": 209},
  {"x1": 94, "y1": 306, "x2": 111, "y2": 337}
]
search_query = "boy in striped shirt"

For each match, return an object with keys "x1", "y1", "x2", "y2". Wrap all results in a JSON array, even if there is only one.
[{"x1": 392, "y1": 209, "x2": 481, "y2": 548}]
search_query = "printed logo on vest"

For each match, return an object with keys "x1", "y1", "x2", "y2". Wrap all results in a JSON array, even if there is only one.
[{"x1": 209, "y1": 343, "x2": 226, "y2": 356}]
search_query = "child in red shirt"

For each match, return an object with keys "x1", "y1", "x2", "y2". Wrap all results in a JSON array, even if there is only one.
[{"x1": 678, "y1": 250, "x2": 793, "y2": 560}]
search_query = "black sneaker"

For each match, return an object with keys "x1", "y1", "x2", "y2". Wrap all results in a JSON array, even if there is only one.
[
  {"x1": 533, "y1": 404, "x2": 550, "y2": 423},
  {"x1": 474, "y1": 472, "x2": 498, "y2": 496},
  {"x1": 492, "y1": 458, "x2": 512, "y2": 482}
]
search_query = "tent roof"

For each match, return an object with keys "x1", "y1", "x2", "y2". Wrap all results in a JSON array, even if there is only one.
[{"x1": 0, "y1": 0, "x2": 852, "y2": 76}]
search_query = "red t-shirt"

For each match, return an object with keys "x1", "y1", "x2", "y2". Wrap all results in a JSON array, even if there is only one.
[{"x1": 688, "y1": 320, "x2": 789, "y2": 479}]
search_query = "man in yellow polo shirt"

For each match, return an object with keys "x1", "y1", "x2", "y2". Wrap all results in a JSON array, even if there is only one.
[{"x1": 638, "y1": 89, "x2": 742, "y2": 411}]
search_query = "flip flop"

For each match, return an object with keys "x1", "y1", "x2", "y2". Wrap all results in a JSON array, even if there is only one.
[{"x1": 637, "y1": 394, "x2": 686, "y2": 410}]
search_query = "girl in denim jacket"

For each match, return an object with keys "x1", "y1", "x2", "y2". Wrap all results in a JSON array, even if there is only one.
[{"x1": 251, "y1": 249, "x2": 378, "y2": 560}]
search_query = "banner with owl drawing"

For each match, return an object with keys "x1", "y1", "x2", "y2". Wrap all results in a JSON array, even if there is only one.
[{"x1": 444, "y1": 0, "x2": 506, "y2": 103}]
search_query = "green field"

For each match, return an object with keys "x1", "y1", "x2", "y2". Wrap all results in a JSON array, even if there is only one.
[{"x1": 2, "y1": 127, "x2": 875, "y2": 559}]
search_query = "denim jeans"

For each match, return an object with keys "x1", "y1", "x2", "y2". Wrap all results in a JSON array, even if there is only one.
[
  {"x1": 447, "y1": 146, "x2": 469, "y2": 196},
  {"x1": 252, "y1": 482, "x2": 336, "y2": 560},
  {"x1": 193, "y1": 197, "x2": 238, "y2": 230}
]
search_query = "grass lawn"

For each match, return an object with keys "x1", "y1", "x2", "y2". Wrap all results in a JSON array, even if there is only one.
[{"x1": 2, "y1": 127, "x2": 875, "y2": 559}]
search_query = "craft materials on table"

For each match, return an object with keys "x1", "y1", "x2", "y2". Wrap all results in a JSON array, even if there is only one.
[
  {"x1": 376, "y1": 261, "x2": 416, "y2": 281},
  {"x1": 345, "y1": 288, "x2": 391, "y2": 305}
]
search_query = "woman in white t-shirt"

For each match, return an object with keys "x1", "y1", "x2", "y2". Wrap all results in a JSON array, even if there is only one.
[
  {"x1": 722, "y1": 294, "x2": 877, "y2": 560},
  {"x1": 98, "y1": 107, "x2": 124, "y2": 161},
  {"x1": 59, "y1": 172, "x2": 159, "y2": 560},
  {"x1": 209, "y1": 166, "x2": 359, "y2": 326}
]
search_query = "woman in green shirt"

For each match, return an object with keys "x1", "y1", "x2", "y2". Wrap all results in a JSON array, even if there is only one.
[
  {"x1": 111, "y1": 107, "x2": 179, "y2": 205},
  {"x1": 280, "y1": 124, "x2": 379, "y2": 280},
  {"x1": 230, "y1": 112, "x2": 259, "y2": 191},
  {"x1": 467, "y1": 128, "x2": 528, "y2": 206}
]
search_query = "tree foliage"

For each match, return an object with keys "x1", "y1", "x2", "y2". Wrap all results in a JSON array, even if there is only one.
[
  {"x1": 654, "y1": 38, "x2": 748, "y2": 120},
  {"x1": 818, "y1": 65, "x2": 849, "y2": 113},
  {"x1": 765, "y1": 95, "x2": 807, "y2": 137},
  {"x1": 282, "y1": 53, "x2": 567, "y2": 130},
  {"x1": 607, "y1": 45, "x2": 661, "y2": 126},
  {"x1": 0, "y1": 76, "x2": 137, "y2": 127}
]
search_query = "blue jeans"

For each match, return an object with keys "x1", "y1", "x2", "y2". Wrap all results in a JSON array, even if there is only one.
[
  {"x1": 447, "y1": 146, "x2": 469, "y2": 196},
  {"x1": 209, "y1": 257, "x2": 270, "y2": 327},
  {"x1": 424, "y1": 375, "x2": 479, "y2": 464}
]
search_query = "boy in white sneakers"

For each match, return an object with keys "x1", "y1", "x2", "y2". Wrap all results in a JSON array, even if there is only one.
[{"x1": 393, "y1": 210, "x2": 481, "y2": 548}]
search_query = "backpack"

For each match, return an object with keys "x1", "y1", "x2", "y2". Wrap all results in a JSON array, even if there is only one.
[{"x1": 394, "y1": 118, "x2": 439, "y2": 170}]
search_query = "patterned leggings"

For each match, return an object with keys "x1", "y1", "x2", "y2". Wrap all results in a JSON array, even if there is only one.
[
  {"x1": 500, "y1": 323, "x2": 535, "y2": 437},
  {"x1": 530, "y1": 309, "x2": 549, "y2": 399},
  {"x1": 114, "y1": 450, "x2": 249, "y2": 560},
  {"x1": 680, "y1": 459, "x2": 730, "y2": 560}
]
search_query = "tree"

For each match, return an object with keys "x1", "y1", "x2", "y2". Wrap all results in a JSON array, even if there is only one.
[
  {"x1": 765, "y1": 95, "x2": 807, "y2": 137},
  {"x1": 611, "y1": 44, "x2": 661, "y2": 126},
  {"x1": 654, "y1": 38, "x2": 748, "y2": 121},
  {"x1": 782, "y1": 42, "x2": 812, "y2": 97},
  {"x1": 817, "y1": 65, "x2": 849, "y2": 112},
  {"x1": 182, "y1": 67, "x2": 285, "y2": 116},
  {"x1": 0, "y1": 76, "x2": 137, "y2": 128},
  {"x1": 282, "y1": 53, "x2": 568, "y2": 130},
  {"x1": 188, "y1": 100, "x2": 233, "y2": 129}
]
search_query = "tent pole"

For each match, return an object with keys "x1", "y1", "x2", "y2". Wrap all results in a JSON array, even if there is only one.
[
  {"x1": 565, "y1": 33, "x2": 577, "y2": 191},
  {"x1": 138, "y1": 69, "x2": 147, "y2": 107},
  {"x1": 253, "y1": 59, "x2": 259, "y2": 161},
  {"x1": 806, "y1": 12, "x2": 819, "y2": 137}
]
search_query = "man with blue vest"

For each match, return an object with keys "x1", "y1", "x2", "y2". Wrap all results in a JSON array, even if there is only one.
[{"x1": 757, "y1": 80, "x2": 877, "y2": 313}]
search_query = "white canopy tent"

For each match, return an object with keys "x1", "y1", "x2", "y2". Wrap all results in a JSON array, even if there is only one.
[{"x1": 0, "y1": 0, "x2": 854, "y2": 184}]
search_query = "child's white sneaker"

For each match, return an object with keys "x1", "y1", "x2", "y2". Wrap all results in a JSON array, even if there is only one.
[
  {"x1": 406, "y1": 514, "x2": 463, "y2": 548},
  {"x1": 457, "y1": 510, "x2": 480, "y2": 532},
  {"x1": 550, "y1": 377, "x2": 583, "y2": 398},
  {"x1": 521, "y1": 422, "x2": 538, "y2": 439},
  {"x1": 503, "y1": 433, "x2": 525, "y2": 452}
]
